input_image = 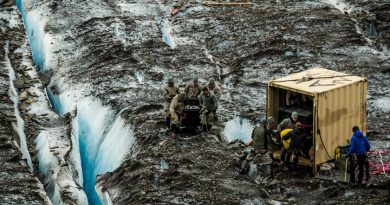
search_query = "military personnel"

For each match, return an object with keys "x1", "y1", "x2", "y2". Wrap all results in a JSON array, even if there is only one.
[
  {"x1": 184, "y1": 77, "x2": 201, "y2": 98},
  {"x1": 162, "y1": 78, "x2": 180, "y2": 129},
  {"x1": 198, "y1": 87, "x2": 217, "y2": 132},
  {"x1": 205, "y1": 78, "x2": 222, "y2": 121},
  {"x1": 240, "y1": 117, "x2": 276, "y2": 176},
  {"x1": 206, "y1": 79, "x2": 222, "y2": 99},
  {"x1": 169, "y1": 93, "x2": 186, "y2": 137}
]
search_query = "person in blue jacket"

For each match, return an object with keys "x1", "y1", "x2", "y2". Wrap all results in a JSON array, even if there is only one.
[{"x1": 348, "y1": 126, "x2": 370, "y2": 185}]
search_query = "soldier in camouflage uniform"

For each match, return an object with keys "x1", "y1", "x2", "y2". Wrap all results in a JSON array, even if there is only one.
[
  {"x1": 162, "y1": 78, "x2": 180, "y2": 129},
  {"x1": 169, "y1": 93, "x2": 186, "y2": 137},
  {"x1": 240, "y1": 117, "x2": 276, "y2": 177},
  {"x1": 184, "y1": 77, "x2": 201, "y2": 99},
  {"x1": 198, "y1": 87, "x2": 218, "y2": 132},
  {"x1": 205, "y1": 79, "x2": 222, "y2": 121},
  {"x1": 205, "y1": 79, "x2": 222, "y2": 99}
]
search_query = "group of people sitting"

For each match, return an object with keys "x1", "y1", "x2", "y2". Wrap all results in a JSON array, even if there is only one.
[
  {"x1": 162, "y1": 77, "x2": 222, "y2": 137},
  {"x1": 240, "y1": 112, "x2": 312, "y2": 176}
]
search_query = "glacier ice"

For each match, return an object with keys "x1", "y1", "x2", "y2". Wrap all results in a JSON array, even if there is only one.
[{"x1": 223, "y1": 117, "x2": 254, "y2": 143}]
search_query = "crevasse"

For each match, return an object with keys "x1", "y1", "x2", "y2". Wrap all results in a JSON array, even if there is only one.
[{"x1": 16, "y1": 0, "x2": 135, "y2": 204}]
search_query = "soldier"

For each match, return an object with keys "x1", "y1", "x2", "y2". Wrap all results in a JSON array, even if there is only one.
[
  {"x1": 205, "y1": 78, "x2": 222, "y2": 121},
  {"x1": 240, "y1": 117, "x2": 276, "y2": 177},
  {"x1": 266, "y1": 117, "x2": 277, "y2": 163},
  {"x1": 162, "y1": 78, "x2": 180, "y2": 130},
  {"x1": 184, "y1": 77, "x2": 201, "y2": 99},
  {"x1": 199, "y1": 87, "x2": 217, "y2": 132},
  {"x1": 169, "y1": 93, "x2": 186, "y2": 138},
  {"x1": 206, "y1": 78, "x2": 222, "y2": 99}
]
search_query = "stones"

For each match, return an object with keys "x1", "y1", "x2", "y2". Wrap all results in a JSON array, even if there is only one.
[
  {"x1": 13, "y1": 77, "x2": 24, "y2": 89},
  {"x1": 38, "y1": 72, "x2": 51, "y2": 86},
  {"x1": 19, "y1": 90, "x2": 28, "y2": 101}
]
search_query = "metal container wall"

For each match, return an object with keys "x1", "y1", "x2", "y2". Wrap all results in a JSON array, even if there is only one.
[
  {"x1": 315, "y1": 80, "x2": 367, "y2": 166},
  {"x1": 267, "y1": 67, "x2": 367, "y2": 172}
]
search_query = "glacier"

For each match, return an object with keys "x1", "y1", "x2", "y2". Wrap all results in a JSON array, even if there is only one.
[{"x1": 16, "y1": 0, "x2": 136, "y2": 204}]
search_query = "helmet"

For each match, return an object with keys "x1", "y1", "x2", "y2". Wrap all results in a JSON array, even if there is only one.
[
  {"x1": 291, "y1": 112, "x2": 299, "y2": 119},
  {"x1": 178, "y1": 93, "x2": 185, "y2": 102},
  {"x1": 267, "y1": 116, "x2": 275, "y2": 124},
  {"x1": 208, "y1": 79, "x2": 216, "y2": 87},
  {"x1": 260, "y1": 118, "x2": 267, "y2": 125}
]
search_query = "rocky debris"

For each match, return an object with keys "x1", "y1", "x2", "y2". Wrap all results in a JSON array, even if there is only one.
[
  {"x1": 1, "y1": 2, "x2": 87, "y2": 204},
  {"x1": 97, "y1": 133, "x2": 267, "y2": 204},
  {"x1": 17, "y1": 0, "x2": 390, "y2": 204},
  {"x1": 0, "y1": 4, "x2": 51, "y2": 204}
]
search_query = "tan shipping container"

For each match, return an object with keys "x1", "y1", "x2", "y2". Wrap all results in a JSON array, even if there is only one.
[{"x1": 267, "y1": 67, "x2": 367, "y2": 173}]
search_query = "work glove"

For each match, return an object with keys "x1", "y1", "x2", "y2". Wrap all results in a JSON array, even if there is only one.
[{"x1": 171, "y1": 115, "x2": 176, "y2": 121}]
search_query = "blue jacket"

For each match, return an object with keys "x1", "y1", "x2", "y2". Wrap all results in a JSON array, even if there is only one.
[{"x1": 348, "y1": 130, "x2": 370, "y2": 155}]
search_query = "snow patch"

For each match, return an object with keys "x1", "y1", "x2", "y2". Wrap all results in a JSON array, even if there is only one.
[
  {"x1": 0, "y1": 9, "x2": 21, "y2": 28},
  {"x1": 118, "y1": 2, "x2": 158, "y2": 16},
  {"x1": 113, "y1": 18, "x2": 129, "y2": 50},
  {"x1": 323, "y1": 0, "x2": 354, "y2": 14},
  {"x1": 156, "y1": 17, "x2": 177, "y2": 49},
  {"x1": 373, "y1": 97, "x2": 390, "y2": 113},
  {"x1": 223, "y1": 117, "x2": 254, "y2": 143},
  {"x1": 34, "y1": 131, "x2": 62, "y2": 204}
]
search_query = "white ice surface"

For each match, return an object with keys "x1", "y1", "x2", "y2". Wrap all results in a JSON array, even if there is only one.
[
  {"x1": 0, "y1": 8, "x2": 22, "y2": 29},
  {"x1": 223, "y1": 117, "x2": 254, "y2": 143},
  {"x1": 372, "y1": 97, "x2": 390, "y2": 113},
  {"x1": 19, "y1": 0, "x2": 57, "y2": 72}
]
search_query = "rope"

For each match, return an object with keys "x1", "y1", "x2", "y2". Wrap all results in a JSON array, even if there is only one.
[{"x1": 377, "y1": 150, "x2": 390, "y2": 179}]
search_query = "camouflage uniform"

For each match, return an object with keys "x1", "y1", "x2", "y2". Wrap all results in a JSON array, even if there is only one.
[
  {"x1": 199, "y1": 92, "x2": 218, "y2": 125},
  {"x1": 240, "y1": 119, "x2": 274, "y2": 176},
  {"x1": 169, "y1": 94, "x2": 185, "y2": 127},
  {"x1": 162, "y1": 84, "x2": 180, "y2": 113},
  {"x1": 184, "y1": 82, "x2": 201, "y2": 98},
  {"x1": 206, "y1": 79, "x2": 222, "y2": 99}
]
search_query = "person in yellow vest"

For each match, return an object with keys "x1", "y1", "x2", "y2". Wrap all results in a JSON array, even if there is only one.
[{"x1": 281, "y1": 125, "x2": 307, "y2": 172}]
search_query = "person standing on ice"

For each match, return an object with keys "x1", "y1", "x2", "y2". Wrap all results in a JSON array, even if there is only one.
[
  {"x1": 205, "y1": 78, "x2": 222, "y2": 99},
  {"x1": 169, "y1": 93, "x2": 186, "y2": 138},
  {"x1": 184, "y1": 77, "x2": 201, "y2": 99},
  {"x1": 204, "y1": 78, "x2": 222, "y2": 121},
  {"x1": 240, "y1": 118, "x2": 275, "y2": 177},
  {"x1": 162, "y1": 78, "x2": 180, "y2": 130},
  {"x1": 198, "y1": 87, "x2": 217, "y2": 132},
  {"x1": 348, "y1": 126, "x2": 370, "y2": 186}
]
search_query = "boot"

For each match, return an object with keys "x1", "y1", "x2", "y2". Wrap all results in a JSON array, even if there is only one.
[
  {"x1": 202, "y1": 124, "x2": 208, "y2": 132},
  {"x1": 165, "y1": 116, "x2": 171, "y2": 128},
  {"x1": 207, "y1": 124, "x2": 212, "y2": 131}
]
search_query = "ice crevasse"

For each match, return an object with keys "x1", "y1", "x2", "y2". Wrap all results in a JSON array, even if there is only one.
[{"x1": 16, "y1": 0, "x2": 136, "y2": 204}]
